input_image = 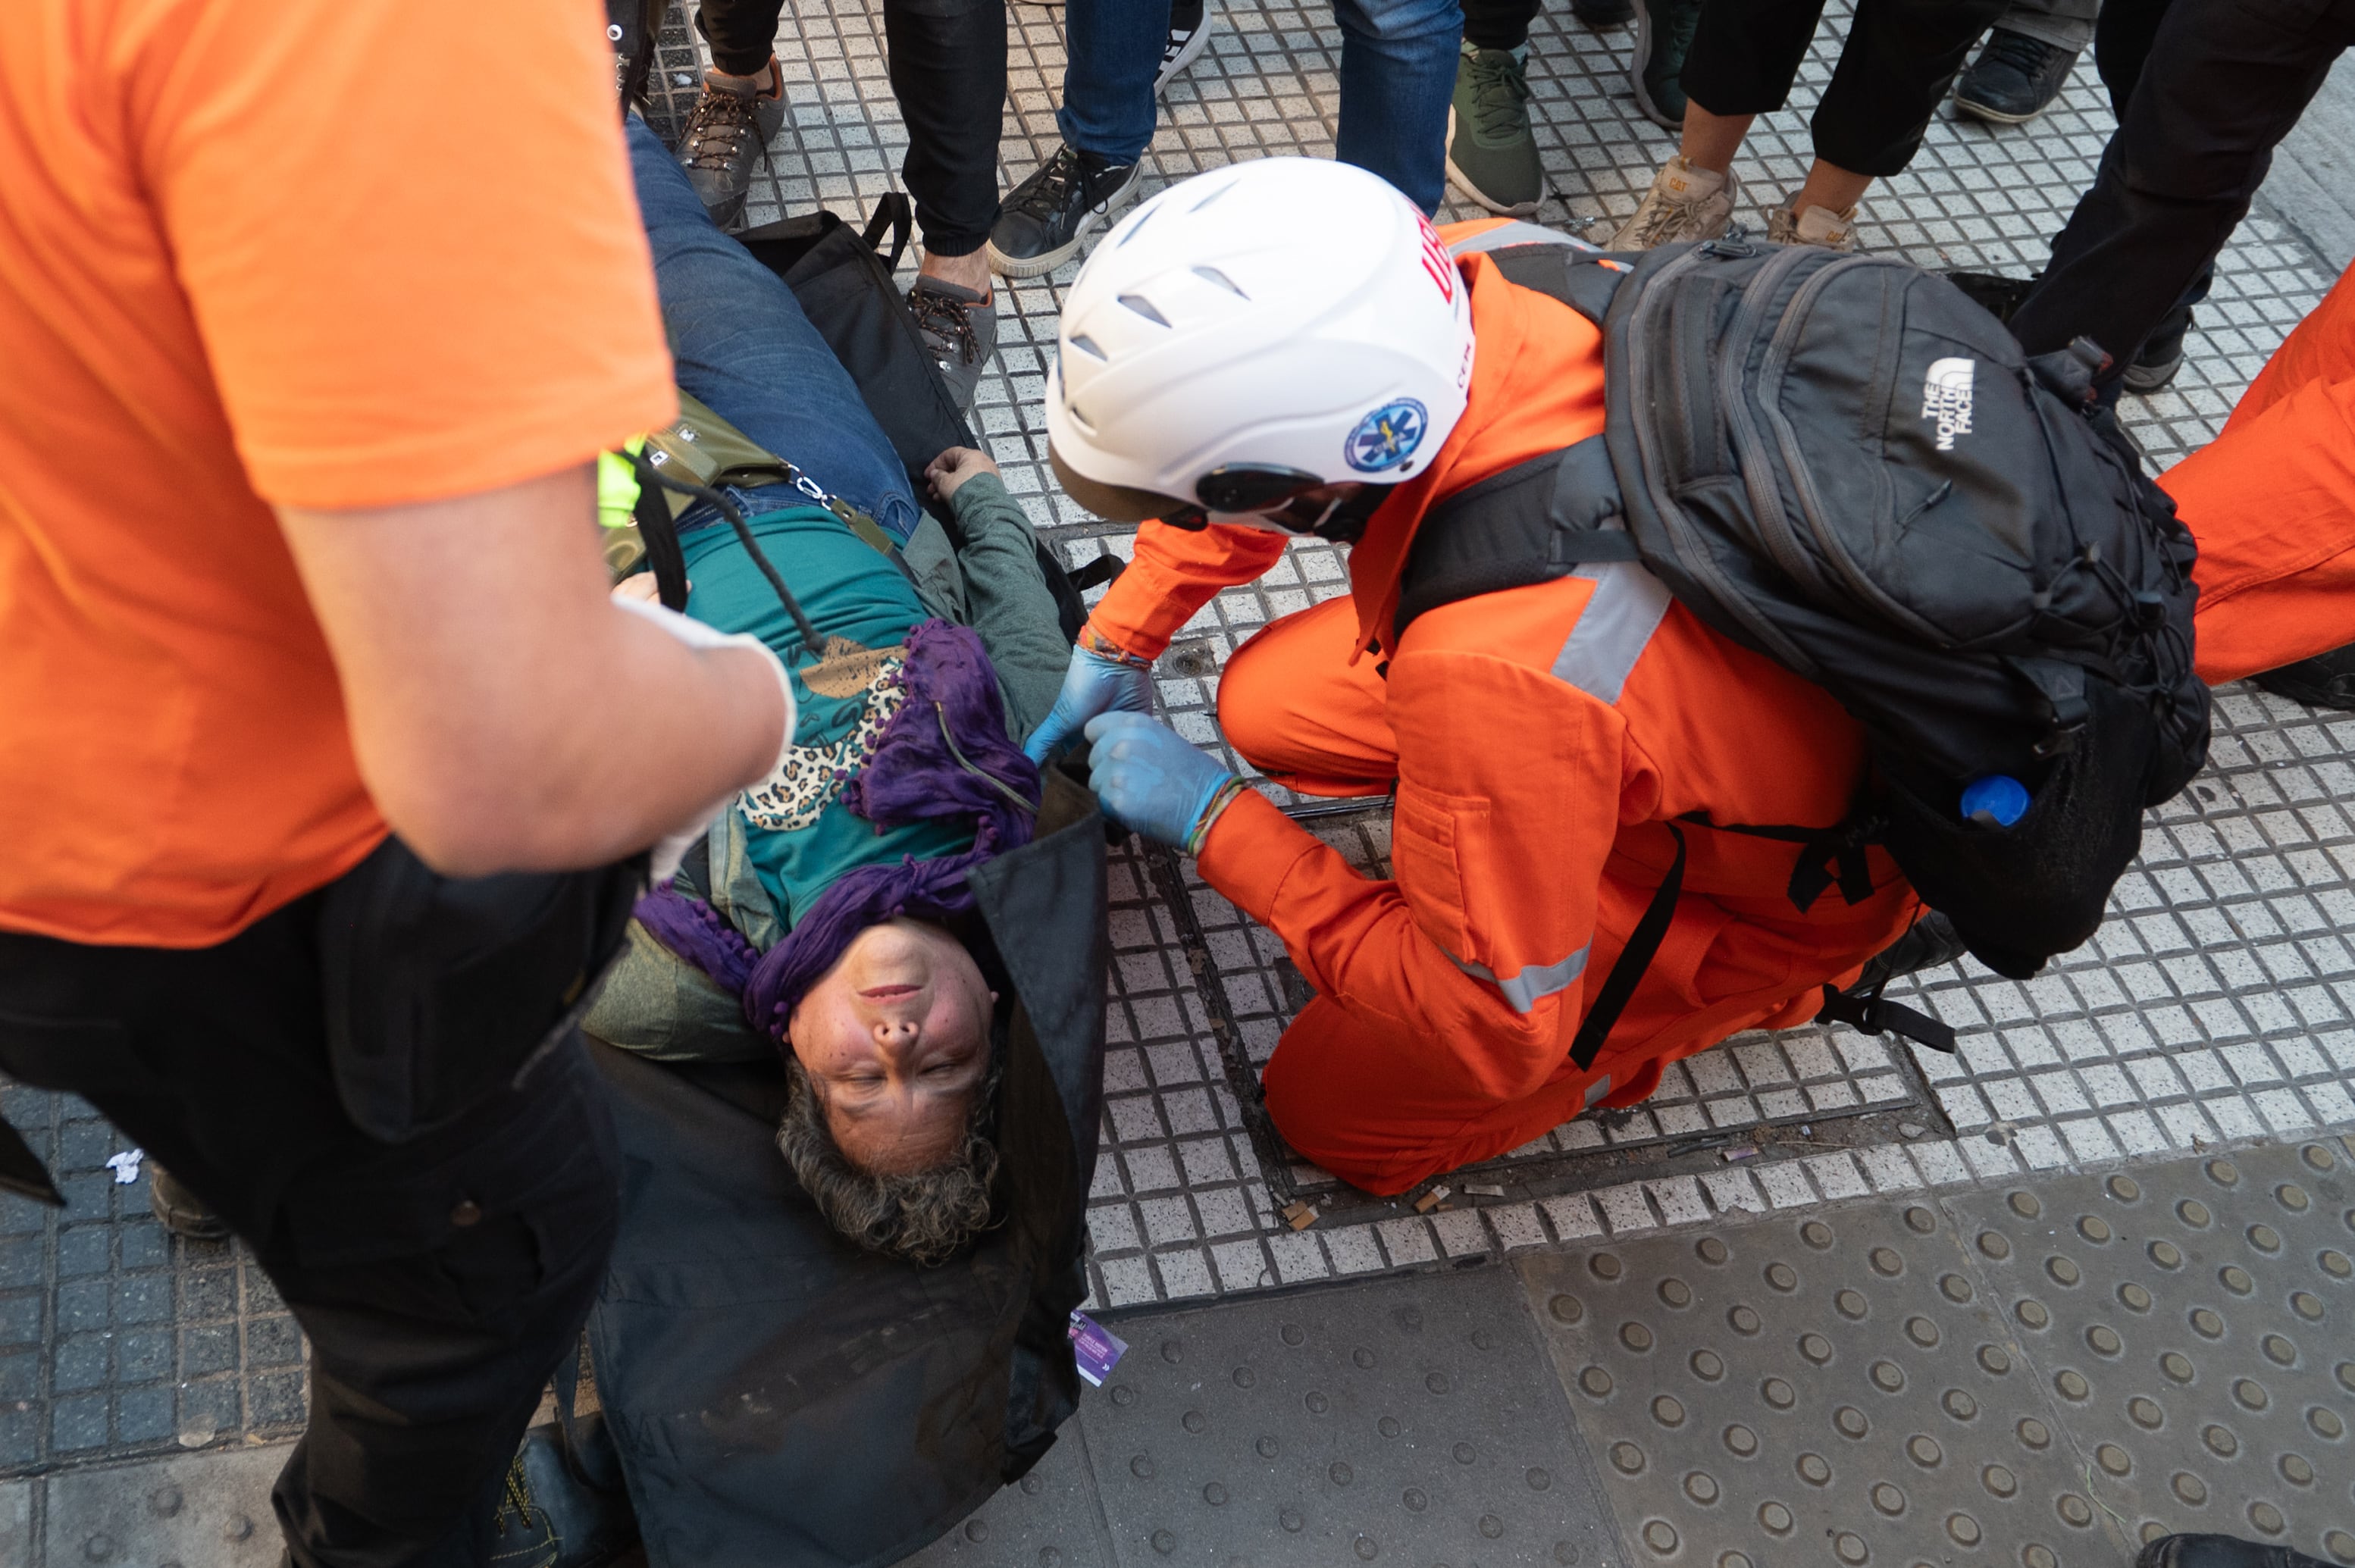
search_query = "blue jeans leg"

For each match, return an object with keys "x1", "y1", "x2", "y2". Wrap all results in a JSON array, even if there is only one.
[
  {"x1": 1333, "y1": 0, "x2": 1464, "y2": 214},
  {"x1": 625, "y1": 117, "x2": 922, "y2": 541},
  {"x1": 1055, "y1": 0, "x2": 1166, "y2": 164}
]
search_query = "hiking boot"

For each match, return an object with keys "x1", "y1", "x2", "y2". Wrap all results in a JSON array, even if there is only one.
[
  {"x1": 985, "y1": 143, "x2": 1143, "y2": 278},
  {"x1": 908, "y1": 277, "x2": 997, "y2": 411},
  {"x1": 1446, "y1": 43, "x2": 1543, "y2": 216},
  {"x1": 1627, "y1": 0, "x2": 1703, "y2": 128},
  {"x1": 150, "y1": 1163, "x2": 230, "y2": 1242},
  {"x1": 1766, "y1": 199, "x2": 1859, "y2": 251},
  {"x1": 1571, "y1": 0, "x2": 1635, "y2": 27},
  {"x1": 1159, "y1": 0, "x2": 1214, "y2": 92},
  {"x1": 2250, "y1": 643, "x2": 2355, "y2": 711},
  {"x1": 490, "y1": 1426, "x2": 640, "y2": 1568},
  {"x1": 1608, "y1": 155, "x2": 1736, "y2": 249},
  {"x1": 676, "y1": 60, "x2": 785, "y2": 230},
  {"x1": 2122, "y1": 305, "x2": 2191, "y2": 393},
  {"x1": 2135, "y1": 1535, "x2": 2332, "y2": 1568},
  {"x1": 1954, "y1": 28, "x2": 2078, "y2": 125}
]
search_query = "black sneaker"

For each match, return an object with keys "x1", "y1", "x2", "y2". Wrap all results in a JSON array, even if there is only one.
[
  {"x1": 2136, "y1": 1535, "x2": 2332, "y2": 1568},
  {"x1": 985, "y1": 144, "x2": 1144, "y2": 279},
  {"x1": 676, "y1": 62, "x2": 785, "y2": 230},
  {"x1": 2122, "y1": 304, "x2": 2191, "y2": 393},
  {"x1": 1571, "y1": 0, "x2": 1635, "y2": 26},
  {"x1": 1954, "y1": 28, "x2": 2077, "y2": 124},
  {"x1": 1159, "y1": 0, "x2": 1214, "y2": 92},
  {"x1": 2250, "y1": 643, "x2": 2355, "y2": 711},
  {"x1": 1627, "y1": 0, "x2": 1703, "y2": 129},
  {"x1": 908, "y1": 277, "x2": 997, "y2": 411}
]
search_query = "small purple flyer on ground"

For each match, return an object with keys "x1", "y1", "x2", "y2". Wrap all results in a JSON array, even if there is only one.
[{"x1": 1068, "y1": 1310, "x2": 1128, "y2": 1388}]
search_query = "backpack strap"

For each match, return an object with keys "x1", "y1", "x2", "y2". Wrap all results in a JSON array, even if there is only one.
[
  {"x1": 1568, "y1": 824, "x2": 1684, "y2": 1073},
  {"x1": 1395, "y1": 436, "x2": 1636, "y2": 642},
  {"x1": 1485, "y1": 243, "x2": 1633, "y2": 328}
]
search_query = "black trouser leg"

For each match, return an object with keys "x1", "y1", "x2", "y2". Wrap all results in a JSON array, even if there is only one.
[
  {"x1": 1681, "y1": 0, "x2": 1828, "y2": 117},
  {"x1": 1463, "y1": 0, "x2": 1541, "y2": 52},
  {"x1": 697, "y1": 0, "x2": 788, "y2": 77},
  {"x1": 2009, "y1": 0, "x2": 2355, "y2": 386},
  {"x1": 0, "y1": 900, "x2": 620, "y2": 1568},
  {"x1": 884, "y1": 0, "x2": 1010, "y2": 256},
  {"x1": 1808, "y1": 0, "x2": 2012, "y2": 174}
]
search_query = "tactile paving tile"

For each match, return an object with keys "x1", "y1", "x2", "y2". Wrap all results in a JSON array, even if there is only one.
[
  {"x1": 36, "y1": 1443, "x2": 286, "y2": 1568},
  {"x1": 1517, "y1": 1203, "x2": 2118, "y2": 1567},
  {"x1": 1946, "y1": 1139, "x2": 2355, "y2": 1563},
  {"x1": 1078, "y1": 1265, "x2": 1627, "y2": 1567},
  {"x1": 898, "y1": 1416, "x2": 1119, "y2": 1568}
]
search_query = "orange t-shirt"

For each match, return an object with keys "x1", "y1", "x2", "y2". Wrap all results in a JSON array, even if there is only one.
[{"x1": 0, "y1": 0, "x2": 677, "y2": 947}]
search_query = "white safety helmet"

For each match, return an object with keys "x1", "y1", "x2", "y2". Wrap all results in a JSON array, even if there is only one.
[{"x1": 1046, "y1": 157, "x2": 1476, "y2": 530}]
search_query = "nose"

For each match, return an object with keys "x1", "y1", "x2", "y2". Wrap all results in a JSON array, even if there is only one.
[{"x1": 871, "y1": 1013, "x2": 920, "y2": 1047}]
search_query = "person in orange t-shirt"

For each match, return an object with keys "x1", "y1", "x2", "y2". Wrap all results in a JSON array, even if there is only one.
[
  {"x1": 0, "y1": 2, "x2": 791, "y2": 1559},
  {"x1": 1026, "y1": 161, "x2": 2355, "y2": 1197}
]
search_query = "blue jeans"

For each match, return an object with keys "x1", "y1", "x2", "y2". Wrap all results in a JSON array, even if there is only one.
[
  {"x1": 1057, "y1": 0, "x2": 1463, "y2": 214},
  {"x1": 626, "y1": 117, "x2": 922, "y2": 543}
]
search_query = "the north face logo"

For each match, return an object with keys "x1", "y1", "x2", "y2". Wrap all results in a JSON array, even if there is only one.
[{"x1": 1921, "y1": 357, "x2": 1975, "y2": 451}]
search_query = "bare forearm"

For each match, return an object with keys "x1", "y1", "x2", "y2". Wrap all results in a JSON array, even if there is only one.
[{"x1": 278, "y1": 463, "x2": 786, "y2": 875}]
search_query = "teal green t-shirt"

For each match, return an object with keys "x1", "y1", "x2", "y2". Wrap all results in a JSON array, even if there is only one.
[{"x1": 680, "y1": 506, "x2": 972, "y2": 926}]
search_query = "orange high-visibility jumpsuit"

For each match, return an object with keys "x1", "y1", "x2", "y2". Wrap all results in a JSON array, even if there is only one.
[{"x1": 1085, "y1": 236, "x2": 2355, "y2": 1195}]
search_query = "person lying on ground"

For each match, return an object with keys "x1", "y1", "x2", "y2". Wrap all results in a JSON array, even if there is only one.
[
  {"x1": 580, "y1": 117, "x2": 1071, "y2": 1263},
  {"x1": 1024, "y1": 161, "x2": 2355, "y2": 1197}
]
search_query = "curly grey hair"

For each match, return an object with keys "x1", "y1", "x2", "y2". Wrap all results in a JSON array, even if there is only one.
[{"x1": 776, "y1": 1052, "x2": 1003, "y2": 1267}]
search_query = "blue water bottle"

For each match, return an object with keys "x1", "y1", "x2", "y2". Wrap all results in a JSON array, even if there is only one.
[{"x1": 1960, "y1": 774, "x2": 2030, "y2": 827}]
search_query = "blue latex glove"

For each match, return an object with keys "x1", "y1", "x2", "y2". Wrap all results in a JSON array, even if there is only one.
[
  {"x1": 1084, "y1": 712, "x2": 1236, "y2": 850},
  {"x1": 1022, "y1": 642, "x2": 1155, "y2": 765}
]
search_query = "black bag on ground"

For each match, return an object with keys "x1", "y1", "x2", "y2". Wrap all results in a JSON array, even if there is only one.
[{"x1": 1411, "y1": 238, "x2": 2209, "y2": 979}]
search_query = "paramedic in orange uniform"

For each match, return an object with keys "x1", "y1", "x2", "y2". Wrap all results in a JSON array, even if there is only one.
[{"x1": 1028, "y1": 159, "x2": 2355, "y2": 1195}]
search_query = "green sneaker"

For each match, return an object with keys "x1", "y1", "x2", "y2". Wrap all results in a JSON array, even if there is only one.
[
  {"x1": 1445, "y1": 43, "x2": 1542, "y2": 217},
  {"x1": 1628, "y1": 0, "x2": 1702, "y2": 130}
]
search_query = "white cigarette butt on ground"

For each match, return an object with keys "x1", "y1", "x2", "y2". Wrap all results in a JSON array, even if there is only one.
[
  {"x1": 1412, "y1": 1185, "x2": 1452, "y2": 1213},
  {"x1": 105, "y1": 1149, "x2": 143, "y2": 1185}
]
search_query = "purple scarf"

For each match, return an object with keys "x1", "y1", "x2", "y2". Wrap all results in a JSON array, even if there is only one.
[{"x1": 631, "y1": 618, "x2": 1040, "y2": 1044}]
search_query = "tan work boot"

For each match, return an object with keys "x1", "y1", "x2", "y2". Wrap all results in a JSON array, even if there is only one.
[
  {"x1": 1608, "y1": 155, "x2": 1736, "y2": 249},
  {"x1": 1765, "y1": 200, "x2": 1859, "y2": 251}
]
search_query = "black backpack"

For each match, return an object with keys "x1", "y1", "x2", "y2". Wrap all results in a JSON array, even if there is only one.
[{"x1": 1400, "y1": 236, "x2": 2209, "y2": 986}]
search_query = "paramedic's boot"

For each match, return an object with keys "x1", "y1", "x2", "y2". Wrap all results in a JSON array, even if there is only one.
[
  {"x1": 1447, "y1": 43, "x2": 1544, "y2": 216},
  {"x1": 2136, "y1": 1535, "x2": 2332, "y2": 1568},
  {"x1": 987, "y1": 143, "x2": 1144, "y2": 278},
  {"x1": 1627, "y1": 0, "x2": 1703, "y2": 128},
  {"x1": 1767, "y1": 199, "x2": 1859, "y2": 252},
  {"x1": 1954, "y1": 28, "x2": 2078, "y2": 125},
  {"x1": 2251, "y1": 643, "x2": 2355, "y2": 711},
  {"x1": 149, "y1": 1163, "x2": 230, "y2": 1242},
  {"x1": 908, "y1": 277, "x2": 997, "y2": 411},
  {"x1": 1608, "y1": 155, "x2": 1736, "y2": 249},
  {"x1": 677, "y1": 58, "x2": 786, "y2": 230}
]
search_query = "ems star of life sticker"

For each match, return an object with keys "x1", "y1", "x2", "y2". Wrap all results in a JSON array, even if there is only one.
[{"x1": 1345, "y1": 398, "x2": 1429, "y2": 474}]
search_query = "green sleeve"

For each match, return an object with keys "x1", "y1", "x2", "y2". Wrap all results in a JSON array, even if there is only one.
[
  {"x1": 580, "y1": 812, "x2": 781, "y2": 1066},
  {"x1": 946, "y1": 472, "x2": 1072, "y2": 743}
]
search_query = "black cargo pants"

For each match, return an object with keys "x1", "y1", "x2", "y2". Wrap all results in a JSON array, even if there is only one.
[{"x1": 0, "y1": 887, "x2": 619, "y2": 1568}]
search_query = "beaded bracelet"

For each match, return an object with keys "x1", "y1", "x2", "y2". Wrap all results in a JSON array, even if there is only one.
[
  {"x1": 1185, "y1": 777, "x2": 1254, "y2": 858},
  {"x1": 1079, "y1": 622, "x2": 1157, "y2": 671}
]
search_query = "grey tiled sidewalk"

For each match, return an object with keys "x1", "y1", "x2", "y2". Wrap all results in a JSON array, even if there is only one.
[{"x1": 5, "y1": 0, "x2": 2353, "y2": 1535}]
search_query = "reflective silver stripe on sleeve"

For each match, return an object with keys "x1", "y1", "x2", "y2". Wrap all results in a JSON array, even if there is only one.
[
  {"x1": 1449, "y1": 944, "x2": 1592, "y2": 1015},
  {"x1": 1582, "y1": 1075, "x2": 1613, "y2": 1109},
  {"x1": 1552, "y1": 556, "x2": 1672, "y2": 705},
  {"x1": 1446, "y1": 221, "x2": 1598, "y2": 258}
]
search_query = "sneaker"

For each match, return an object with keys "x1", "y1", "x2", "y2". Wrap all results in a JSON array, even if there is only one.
[
  {"x1": 1954, "y1": 27, "x2": 2077, "y2": 125},
  {"x1": 1766, "y1": 199, "x2": 1859, "y2": 250},
  {"x1": 1159, "y1": 0, "x2": 1214, "y2": 92},
  {"x1": 150, "y1": 1163, "x2": 230, "y2": 1241},
  {"x1": 2250, "y1": 643, "x2": 2355, "y2": 711},
  {"x1": 677, "y1": 61, "x2": 785, "y2": 230},
  {"x1": 2122, "y1": 304, "x2": 2191, "y2": 392},
  {"x1": 1627, "y1": 0, "x2": 1703, "y2": 129},
  {"x1": 908, "y1": 277, "x2": 997, "y2": 412},
  {"x1": 1608, "y1": 154, "x2": 1736, "y2": 249},
  {"x1": 985, "y1": 143, "x2": 1144, "y2": 279},
  {"x1": 2136, "y1": 1535, "x2": 2332, "y2": 1568},
  {"x1": 1571, "y1": 0, "x2": 1635, "y2": 27},
  {"x1": 1446, "y1": 43, "x2": 1543, "y2": 216}
]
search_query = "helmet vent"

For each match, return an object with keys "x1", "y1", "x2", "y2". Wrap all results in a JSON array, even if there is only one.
[
  {"x1": 1116, "y1": 293, "x2": 1171, "y2": 327},
  {"x1": 1191, "y1": 266, "x2": 1248, "y2": 298},
  {"x1": 1069, "y1": 333, "x2": 1109, "y2": 361},
  {"x1": 1188, "y1": 177, "x2": 1240, "y2": 211}
]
